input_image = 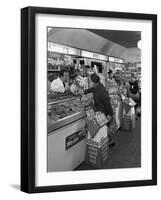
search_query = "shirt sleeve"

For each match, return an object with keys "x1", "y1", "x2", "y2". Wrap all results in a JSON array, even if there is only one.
[{"x1": 84, "y1": 87, "x2": 95, "y2": 95}]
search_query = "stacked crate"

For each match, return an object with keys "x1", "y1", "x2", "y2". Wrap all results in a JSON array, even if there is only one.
[{"x1": 121, "y1": 98, "x2": 136, "y2": 131}]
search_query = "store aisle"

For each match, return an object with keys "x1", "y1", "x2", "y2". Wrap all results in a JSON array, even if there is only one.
[{"x1": 76, "y1": 118, "x2": 141, "y2": 170}]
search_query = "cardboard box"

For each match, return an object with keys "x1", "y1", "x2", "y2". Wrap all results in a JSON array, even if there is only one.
[
  {"x1": 86, "y1": 110, "x2": 109, "y2": 138},
  {"x1": 85, "y1": 138, "x2": 109, "y2": 168},
  {"x1": 120, "y1": 98, "x2": 136, "y2": 131},
  {"x1": 121, "y1": 114, "x2": 135, "y2": 131}
]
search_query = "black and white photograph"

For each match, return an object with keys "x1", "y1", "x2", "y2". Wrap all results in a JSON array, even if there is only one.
[
  {"x1": 47, "y1": 27, "x2": 142, "y2": 172},
  {"x1": 21, "y1": 6, "x2": 157, "y2": 193}
]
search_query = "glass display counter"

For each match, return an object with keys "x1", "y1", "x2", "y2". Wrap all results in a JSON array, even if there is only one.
[
  {"x1": 48, "y1": 93, "x2": 93, "y2": 133},
  {"x1": 47, "y1": 93, "x2": 93, "y2": 172}
]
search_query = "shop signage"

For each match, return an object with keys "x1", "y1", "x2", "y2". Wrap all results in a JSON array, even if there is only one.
[
  {"x1": 109, "y1": 57, "x2": 124, "y2": 63},
  {"x1": 65, "y1": 129, "x2": 87, "y2": 150},
  {"x1": 81, "y1": 50, "x2": 108, "y2": 61},
  {"x1": 84, "y1": 58, "x2": 91, "y2": 66},
  {"x1": 48, "y1": 52, "x2": 73, "y2": 67},
  {"x1": 48, "y1": 42, "x2": 81, "y2": 56}
]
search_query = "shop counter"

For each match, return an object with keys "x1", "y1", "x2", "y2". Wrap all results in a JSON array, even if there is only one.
[
  {"x1": 48, "y1": 118, "x2": 87, "y2": 172},
  {"x1": 47, "y1": 94, "x2": 93, "y2": 172}
]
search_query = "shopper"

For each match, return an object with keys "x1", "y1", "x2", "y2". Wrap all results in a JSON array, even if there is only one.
[
  {"x1": 83, "y1": 73, "x2": 115, "y2": 147},
  {"x1": 70, "y1": 74, "x2": 82, "y2": 95},
  {"x1": 107, "y1": 69, "x2": 115, "y2": 83},
  {"x1": 129, "y1": 76, "x2": 140, "y2": 105},
  {"x1": 93, "y1": 65, "x2": 106, "y2": 86},
  {"x1": 129, "y1": 76, "x2": 140, "y2": 120}
]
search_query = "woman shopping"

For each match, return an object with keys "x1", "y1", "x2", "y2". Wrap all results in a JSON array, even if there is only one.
[{"x1": 83, "y1": 73, "x2": 115, "y2": 147}]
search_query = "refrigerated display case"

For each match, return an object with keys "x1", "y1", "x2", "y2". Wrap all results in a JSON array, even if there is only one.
[
  {"x1": 48, "y1": 96, "x2": 83, "y2": 132},
  {"x1": 47, "y1": 93, "x2": 94, "y2": 172},
  {"x1": 48, "y1": 93, "x2": 94, "y2": 131}
]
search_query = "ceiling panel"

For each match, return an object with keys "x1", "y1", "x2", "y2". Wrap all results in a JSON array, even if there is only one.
[{"x1": 88, "y1": 29, "x2": 141, "y2": 48}]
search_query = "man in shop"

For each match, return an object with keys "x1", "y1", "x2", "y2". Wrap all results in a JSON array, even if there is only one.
[
  {"x1": 93, "y1": 65, "x2": 106, "y2": 86},
  {"x1": 72, "y1": 69, "x2": 88, "y2": 90},
  {"x1": 70, "y1": 74, "x2": 80, "y2": 94},
  {"x1": 107, "y1": 69, "x2": 115, "y2": 83},
  {"x1": 82, "y1": 73, "x2": 115, "y2": 147},
  {"x1": 50, "y1": 69, "x2": 70, "y2": 93}
]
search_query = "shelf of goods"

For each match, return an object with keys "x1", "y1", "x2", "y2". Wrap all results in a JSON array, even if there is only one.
[
  {"x1": 47, "y1": 93, "x2": 93, "y2": 172},
  {"x1": 122, "y1": 71, "x2": 133, "y2": 82}
]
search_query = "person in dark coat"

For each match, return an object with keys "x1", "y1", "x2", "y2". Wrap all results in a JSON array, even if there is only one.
[
  {"x1": 84, "y1": 73, "x2": 113, "y2": 116},
  {"x1": 129, "y1": 78, "x2": 139, "y2": 95},
  {"x1": 129, "y1": 76, "x2": 141, "y2": 119},
  {"x1": 129, "y1": 77, "x2": 140, "y2": 106},
  {"x1": 84, "y1": 73, "x2": 115, "y2": 147}
]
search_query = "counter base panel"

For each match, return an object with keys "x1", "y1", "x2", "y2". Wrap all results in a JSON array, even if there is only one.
[{"x1": 47, "y1": 118, "x2": 87, "y2": 172}]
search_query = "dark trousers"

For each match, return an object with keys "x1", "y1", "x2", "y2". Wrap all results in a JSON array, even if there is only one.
[{"x1": 106, "y1": 116, "x2": 114, "y2": 143}]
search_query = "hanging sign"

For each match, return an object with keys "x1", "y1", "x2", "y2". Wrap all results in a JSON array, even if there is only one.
[
  {"x1": 109, "y1": 57, "x2": 124, "y2": 63},
  {"x1": 48, "y1": 42, "x2": 81, "y2": 56},
  {"x1": 81, "y1": 50, "x2": 108, "y2": 61}
]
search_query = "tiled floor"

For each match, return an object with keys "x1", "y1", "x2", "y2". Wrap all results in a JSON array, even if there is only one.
[{"x1": 76, "y1": 118, "x2": 141, "y2": 171}]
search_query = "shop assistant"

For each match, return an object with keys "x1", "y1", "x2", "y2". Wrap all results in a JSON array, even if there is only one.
[{"x1": 50, "y1": 70, "x2": 69, "y2": 93}]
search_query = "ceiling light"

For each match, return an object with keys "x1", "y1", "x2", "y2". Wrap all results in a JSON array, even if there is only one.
[{"x1": 137, "y1": 40, "x2": 141, "y2": 49}]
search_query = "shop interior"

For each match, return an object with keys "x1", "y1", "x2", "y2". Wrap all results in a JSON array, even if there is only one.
[{"x1": 47, "y1": 28, "x2": 141, "y2": 172}]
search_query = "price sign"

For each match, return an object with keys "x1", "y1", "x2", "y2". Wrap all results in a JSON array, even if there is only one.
[
  {"x1": 48, "y1": 42, "x2": 81, "y2": 56},
  {"x1": 82, "y1": 50, "x2": 108, "y2": 61},
  {"x1": 109, "y1": 57, "x2": 124, "y2": 63}
]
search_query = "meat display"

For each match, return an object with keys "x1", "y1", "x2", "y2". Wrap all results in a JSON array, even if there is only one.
[{"x1": 48, "y1": 94, "x2": 94, "y2": 124}]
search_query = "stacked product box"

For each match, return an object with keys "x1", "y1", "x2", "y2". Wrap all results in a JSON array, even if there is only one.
[
  {"x1": 85, "y1": 136, "x2": 109, "y2": 168},
  {"x1": 121, "y1": 97, "x2": 136, "y2": 131},
  {"x1": 109, "y1": 94, "x2": 122, "y2": 133},
  {"x1": 121, "y1": 115, "x2": 133, "y2": 131}
]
